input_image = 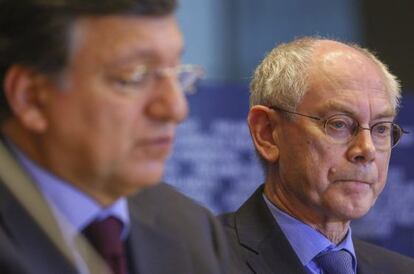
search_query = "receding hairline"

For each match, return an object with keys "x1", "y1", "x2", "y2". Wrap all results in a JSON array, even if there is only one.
[
  {"x1": 306, "y1": 39, "x2": 396, "y2": 108},
  {"x1": 66, "y1": 14, "x2": 181, "y2": 63}
]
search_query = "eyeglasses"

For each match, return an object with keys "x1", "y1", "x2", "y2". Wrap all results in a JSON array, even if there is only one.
[
  {"x1": 269, "y1": 105, "x2": 409, "y2": 149},
  {"x1": 112, "y1": 64, "x2": 205, "y2": 94}
]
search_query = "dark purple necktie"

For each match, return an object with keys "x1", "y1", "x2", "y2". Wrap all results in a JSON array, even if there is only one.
[
  {"x1": 82, "y1": 216, "x2": 127, "y2": 274},
  {"x1": 314, "y1": 249, "x2": 353, "y2": 274}
]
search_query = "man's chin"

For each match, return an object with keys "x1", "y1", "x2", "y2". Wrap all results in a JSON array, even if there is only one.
[
  {"x1": 337, "y1": 202, "x2": 373, "y2": 221},
  {"x1": 130, "y1": 171, "x2": 164, "y2": 192},
  {"x1": 112, "y1": 161, "x2": 166, "y2": 196}
]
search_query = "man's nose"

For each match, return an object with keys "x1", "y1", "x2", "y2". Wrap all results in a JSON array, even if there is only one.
[
  {"x1": 346, "y1": 127, "x2": 376, "y2": 164},
  {"x1": 146, "y1": 75, "x2": 189, "y2": 123}
]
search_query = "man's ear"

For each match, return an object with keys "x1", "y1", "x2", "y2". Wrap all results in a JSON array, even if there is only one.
[
  {"x1": 247, "y1": 105, "x2": 280, "y2": 163},
  {"x1": 3, "y1": 65, "x2": 49, "y2": 132}
]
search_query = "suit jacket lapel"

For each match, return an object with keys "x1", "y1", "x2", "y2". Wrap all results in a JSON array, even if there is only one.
[
  {"x1": 235, "y1": 185, "x2": 307, "y2": 274},
  {"x1": 127, "y1": 198, "x2": 192, "y2": 274},
  {"x1": 0, "y1": 140, "x2": 110, "y2": 274},
  {"x1": 357, "y1": 256, "x2": 379, "y2": 274},
  {"x1": 354, "y1": 239, "x2": 384, "y2": 274},
  {"x1": 0, "y1": 140, "x2": 80, "y2": 274},
  {"x1": 0, "y1": 183, "x2": 77, "y2": 274}
]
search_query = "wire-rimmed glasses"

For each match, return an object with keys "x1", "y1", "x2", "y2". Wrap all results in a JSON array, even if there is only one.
[
  {"x1": 112, "y1": 64, "x2": 205, "y2": 94},
  {"x1": 269, "y1": 105, "x2": 409, "y2": 149}
]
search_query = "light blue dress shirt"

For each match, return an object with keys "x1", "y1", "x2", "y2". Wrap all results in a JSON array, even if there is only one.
[
  {"x1": 263, "y1": 195, "x2": 357, "y2": 274},
  {"x1": 6, "y1": 139, "x2": 131, "y2": 273}
]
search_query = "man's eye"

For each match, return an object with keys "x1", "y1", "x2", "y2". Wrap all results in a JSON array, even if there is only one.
[
  {"x1": 113, "y1": 74, "x2": 148, "y2": 87},
  {"x1": 328, "y1": 120, "x2": 348, "y2": 130},
  {"x1": 373, "y1": 124, "x2": 391, "y2": 135},
  {"x1": 117, "y1": 78, "x2": 142, "y2": 86}
]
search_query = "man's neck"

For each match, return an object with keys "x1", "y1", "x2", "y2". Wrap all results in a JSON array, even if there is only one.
[{"x1": 264, "y1": 182, "x2": 350, "y2": 244}]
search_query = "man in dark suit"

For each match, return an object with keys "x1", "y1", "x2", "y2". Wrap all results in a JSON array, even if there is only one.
[
  {"x1": 219, "y1": 37, "x2": 414, "y2": 273},
  {"x1": 0, "y1": 1, "x2": 230, "y2": 273}
]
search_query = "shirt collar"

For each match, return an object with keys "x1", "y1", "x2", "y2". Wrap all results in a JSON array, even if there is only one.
[
  {"x1": 263, "y1": 194, "x2": 356, "y2": 268},
  {"x1": 6, "y1": 138, "x2": 130, "y2": 238}
]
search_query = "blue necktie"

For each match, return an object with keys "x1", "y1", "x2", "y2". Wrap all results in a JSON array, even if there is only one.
[{"x1": 314, "y1": 250, "x2": 353, "y2": 274}]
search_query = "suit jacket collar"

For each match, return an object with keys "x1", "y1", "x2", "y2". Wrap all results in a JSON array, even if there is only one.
[{"x1": 235, "y1": 184, "x2": 307, "y2": 274}]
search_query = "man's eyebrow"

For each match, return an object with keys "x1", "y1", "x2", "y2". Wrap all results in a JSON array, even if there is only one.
[
  {"x1": 106, "y1": 49, "x2": 158, "y2": 67},
  {"x1": 318, "y1": 101, "x2": 396, "y2": 119},
  {"x1": 373, "y1": 111, "x2": 396, "y2": 121},
  {"x1": 106, "y1": 46, "x2": 185, "y2": 69},
  {"x1": 317, "y1": 101, "x2": 358, "y2": 116}
]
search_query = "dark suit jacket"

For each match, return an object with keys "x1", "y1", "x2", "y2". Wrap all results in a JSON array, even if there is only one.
[
  {"x1": 219, "y1": 185, "x2": 414, "y2": 274},
  {"x1": 0, "y1": 141, "x2": 231, "y2": 274}
]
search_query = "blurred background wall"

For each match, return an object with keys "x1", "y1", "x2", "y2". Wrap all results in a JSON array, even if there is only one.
[
  {"x1": 165, "y1": 0, "x2": 414, "y2": 257},
  {"x1": 177, "y1": 0, "x2": 362, "y2": 83}
]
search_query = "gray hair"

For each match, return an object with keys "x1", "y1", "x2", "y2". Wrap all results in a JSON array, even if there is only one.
[
  {"x1": 348, "y1": 44, "x2": 401, "y2": 111},
  {"x1": 249, "y1": 37, "x2": 401, "y2": 112},
  {"x1": 250, "y1": 37, "x2": 315, "y2": 110}
]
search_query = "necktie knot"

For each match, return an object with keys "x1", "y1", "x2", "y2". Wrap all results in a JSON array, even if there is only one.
[
  {"x1": 82, "y1": 216, "x2": 127, "y2": 274},
  {"x1": 314, "y1": 249, "x2": 353, "y2": 274}
]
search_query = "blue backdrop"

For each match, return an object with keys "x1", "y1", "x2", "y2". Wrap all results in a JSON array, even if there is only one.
[{"x1": 165, "y1": 84, "x2": 414, "y2": 258}]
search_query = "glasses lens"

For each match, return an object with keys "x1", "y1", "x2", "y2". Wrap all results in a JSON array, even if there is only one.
[
  {"x1": 178, "y1": 65, "x2": 204, "y2": 94},
  {"x1": 391, "y1": 124, "x2": 403, "y2": 147},
  {"x1": 324, "y1": 115, "x2": 355, "y2": 142},
  {"x1": 371, "y1": 122, "x2": 394, "y2": 149}
]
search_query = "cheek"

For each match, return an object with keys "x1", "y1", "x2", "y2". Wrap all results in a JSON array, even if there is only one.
[
  {"x1": 80, "y1": 104, "x2": 148, "y2": 179},
  {"x1": 67, "y1": 95, "x2": 145, "y2": 162},
  {"x1": 278, "y1": 125, "x2": 339, "y2": 182},
  {"x1": 310, "y1": 139, "x2": 345, "y2": 174},
  {"x1": 88, "y1": 94, "x2": 144, "y2": 132},
  {"x1": 92, "y1": 106, "x2": 146, "y2": 165},
  {"x1": 307, "y1": 140, "x2": 339, "y2": 178},
  {"x1": 279, "y1": 139, "x2": 332, "y2": 191},
  {"x1": 375, "y1": 153, "x2": 391, "y2": 191}
]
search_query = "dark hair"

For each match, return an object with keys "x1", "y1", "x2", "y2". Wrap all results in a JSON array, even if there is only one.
[{"x1": 0, "y1": 0, "x2": 177, "y2": 121}]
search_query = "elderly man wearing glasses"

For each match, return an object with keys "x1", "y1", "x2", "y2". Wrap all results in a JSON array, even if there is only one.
[
  {"x1": 220, "y1": 37, "x2": 414, "y2": 274},
  {"x1": 0, "y1": 1, "x2": 231, "y2": 274}
]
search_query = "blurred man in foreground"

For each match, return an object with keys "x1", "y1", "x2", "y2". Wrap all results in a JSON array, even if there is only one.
[
  {"x1": 0, "y1": 0, "x2": 230, "y2": 273},
  {"x1": 220, "y1": 37, "x2": 414, "y2": 273}
]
